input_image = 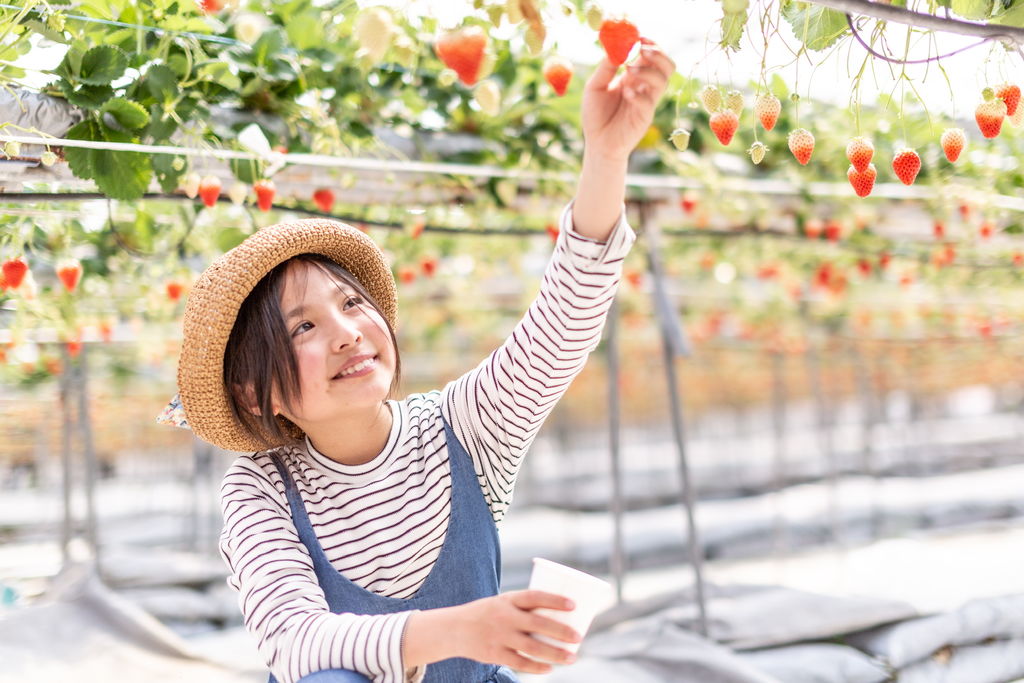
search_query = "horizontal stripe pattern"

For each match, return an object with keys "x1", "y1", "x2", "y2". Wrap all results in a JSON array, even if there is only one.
[{"x1": 218, "y1": 202, "x2": 634, "y2": 683}]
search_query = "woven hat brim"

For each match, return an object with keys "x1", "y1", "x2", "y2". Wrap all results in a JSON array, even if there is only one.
[{"x1": 177, "y1": 219, "x2": 396, "y2": 452}]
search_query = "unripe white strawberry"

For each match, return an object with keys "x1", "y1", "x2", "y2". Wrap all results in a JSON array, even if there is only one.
[
  {"x1": 354, "y1": 7, "x2": 395, "y2": 62},
  {"x1": 585, "y1": 2, "x2": 604, "y2": 30},
  {"x1": 669, "y1": 128, "x2": 691, "y2": 151},
  {"x1": 228, "y1": 182, "x2": 248, "y2": 205},
  {"x1": 699, "y1": 85, "x2": 721, "y2": 114},
  {"x1": 40, "y1": 151, "x2": 58, "y2": 166},
  {"x1": 4, "y1": 141, "x2": 21, "y2": 157},
  {"x1": 725, "y1": 90, "x2": 744, "y2": 116},
  {"x1": 182, "y1": 171, "x2": 201, "y2": 199},
  {"x1": 748, "y1": 141, "x2": 767, "y2": 164},
  {"x1": 234, "y1": 12, "x2": 269, "y2": 45},
  {"x1": 475, "y1": 80, "x2": 501, "y2": 116}
]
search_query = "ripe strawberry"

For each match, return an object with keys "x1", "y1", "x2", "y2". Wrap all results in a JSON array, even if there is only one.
[
  {"x1": 699, "y1": 85, "x2": 721, "y2": 114},
  {"x1": 2, "y1": 257, "x2": 28, "y2": 289},
  {"x1": 198, "y1": 175, "x2": 221, "y2": 208},
  {"x1": 398, "y1": 266, "x2": 417, "y2": 284},
  {"x1": 940, "y1": 128, "x2": 965, "y2": 163},
  {"x1": 857, "y1": 258, "x2": 872, "y2": 277},
  {"x1": 753, "y1": 93, "x2": 780, "y2": 131},
  {"x1": 1013, "y1": 252, "x2": 1024, "y2": 267},
  {"x1": 846, "y1": 137, "x2": 873, "y2": 172},
  {"x1": 979, "y1": 221, "x2": 994, "y2": 239},
  {"x1": 409, "y1": 220, "x2": 425, "y2": 239},
  {"x1": 892, "y1": 148, "x2": 921, "y2": 185},
  {"x1": 879, "y1": 251, "x2": 891, "y2": 270},
  {"x1": 624, "y1": 268, "x2": 643, "y2": 288},
  {"x1": 253, "y1": 179, "x2": 275, "y2": 212},
  {"x1": 975, "y1": 96, "x2": 1007, "y2": 138},
  {"x1": 545, "y1": 222, "x2": 560, "y2": 242},
  {"x1": 788, "y1": 128, "x2": 814, "y2": 165},
  {"x1": 313, "y1": 188, "x2": 335, "y2": 213},
  {"x1": 166, "y1": 281, "x2": 185, "y2": 302},
  {"x1": 196, "y1": 0, "x2": 224, "y2": 14},
  {"x1": 996, "y1": 83, "x2": 1021, "y2": 117},
  {"x1": 420, "y1": 257, "x2": 438, "y2": 277},
  {"x1": 933, "y1": 220, "x2": 945, "y2": 239},
  {"x1": 847, "y1": 163, "x2": 876, "y2": 197},
  {"x1": 598, "y1": 18, "x2": 640, "y2": 66},
  {"x1": 435, "y1": 27, "x2": 488, "y2": 86},
  {"x1": 709, "y1": 110, "x2": 739, "y2": 145},
  {"x1": 680, "y1": 191, "x2": 698, "y2": 214},
  {"x1": 67, "y1": 340, "x2": 83, "y2": 358},
  {"x1": 56, "y1": 259, "x2": 82, "y2": 293},
  {"x1": 824, "y1": 219, "x2": 843, "y2": 242},
  {"x1": 804, "y1": 218, "x2": 823, "y2": 239},
  {"x1": 700, "y1": 253, "x2": 715, "y2": 270},
  {"x1": 543, "y1": 56, "x2": 573, "y2": 96}
]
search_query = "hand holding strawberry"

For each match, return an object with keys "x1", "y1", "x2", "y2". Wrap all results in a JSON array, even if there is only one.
[{"x1": 581, "y1": 37, "x2": 675, "y2": 162}]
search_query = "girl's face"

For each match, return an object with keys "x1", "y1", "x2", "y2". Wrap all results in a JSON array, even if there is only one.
[{"x1": 273, "y1": 260, "x2": 396, "y2": 427}]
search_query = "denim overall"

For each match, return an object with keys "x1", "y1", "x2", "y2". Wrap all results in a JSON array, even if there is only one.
[{"x1": 268, "y1": 417, "x2": 519, "y2": 683}]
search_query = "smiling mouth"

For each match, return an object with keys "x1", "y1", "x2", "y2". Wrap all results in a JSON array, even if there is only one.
[{"x1": 333, "y1": 356, "x2": 378, "y2": 379}]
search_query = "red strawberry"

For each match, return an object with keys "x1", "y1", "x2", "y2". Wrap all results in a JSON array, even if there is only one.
[
  {"x1": 66, "y1": 340, "x2": 83, "y2": 358},
  {"x1": 959, "y1": 202, "x2": 972, "y2": 220},
  {"x1": 824, "y1": 219, "x2": 843, "y2": 242},
  {"x1": 56, "y1": 259, "x2": 82, "y2": 293},
  {"x1": 197, "y1": 0, "x2": 224, "y2": 14},
  {"x1": 420, "y1": 257, "x2": 438, "y2": 277},
  {"x1": 545, "y1": 222, "x2": 560, "y2": 242},
  {"x1": 1013, "y1": 252, "x2": 1023, "y2": 267},
  {"x1": 804, "y1": 218, "x2": 823, "y2": 239},
  {"x1": 2, "y1": 257, "x2": 28, "y2": 289},
  {"x1": 975, "y1": 96, "x2": 1007, "y2": 138},
  {"x1": 700, "y1": 253, "x2": 715, "y2": 270},
  {"x1": 753, "y1": 93, "x2": 780, "y2": 131},
  {"x1": 857, "y1": 258, "x2": 872, "y2": 277},
  {"x1": 845, "y1": 137, "x2": 873, "y2": 172},
  {"x1": 253, "y1": 179, "x2": 275, "y2": 212},
  {"x1": 788, "y1": 128, "x2": 814, "y2": 165},
  {"x1": 680, "y1": 191, "x2": 698, "y2": 214},
  {"x1": 847, "y1": 163, "x2": 876, "y2": 198},
  {"x1": 598, "y1": 18, "x2": 640, "y2": 66},
  {"x1": 543, "y1": 56, "x2": 573, "y2": 96},
  {"x1": 879, "y1": 251, "x2": 891, "y2": 270},
  {"x1": 98, "y1": 320, "x2": 113, "y2": 343},
  {"x1": 313, "y1": 188, "x2": 335, "y2": 213},
  {"x1": 409, "y1": 220, "x2": 425, "y2": 239},
  {"x1": 624, "y1": 268, "x2": 643, "y2": 288},
  {"x1": 979, "y1": 221, "x2": 994, "y2": 239},
  {"x1": 166, "y1": 281, "x2": 185, "y2": 302},
  {"x1": 435, "y1": 27, "x2": 488, "y2": 86},
  {"x1": 709, "y1": 110, "x2": 739, "y2": 145},
  {"x1": 891, "y1": 148, "x2": 921, "y2": 185},
  {"x1": 398, "y1": 266, "x2": 417, "y2": 284},
  {"x1": 940, "y1": 128, "x2": 965, "y2": 163},
  {"x1": 198, "y1": 175, "x2": 221, "y2": 208},
  {"x1": 933, "y1": 220, "x2": 945, "y2": 239},
  {"x1": 996, "y1": 83, "x2": 1021, "y2": 117}
]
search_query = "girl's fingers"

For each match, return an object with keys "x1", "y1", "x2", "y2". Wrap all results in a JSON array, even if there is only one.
[
  {"x1": 512, "y1": 590, "x2": 575, "y2": 611},
  {"x1": 511, "y1": 633, "x2": 577, "y2": 665},
  {"x1": 503, "y1": 648, "x2": 554, "y2": 675},
  {"x1": 524, "y1": 612, "x2": 582, "y2": 644}
]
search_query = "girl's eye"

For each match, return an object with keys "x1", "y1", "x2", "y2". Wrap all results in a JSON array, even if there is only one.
[
  {"x1": 292, "y1": 321, "x2": 313, "y2": 336},
  {"x1": 343, "y1": 296, "x2": 363, "y2": 310}
]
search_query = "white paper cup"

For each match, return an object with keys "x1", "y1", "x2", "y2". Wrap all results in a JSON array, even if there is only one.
[{"x1": 526, "y1": 558, "x2": 615, "y2": 659}]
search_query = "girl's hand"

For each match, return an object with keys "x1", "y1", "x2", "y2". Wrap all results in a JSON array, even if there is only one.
[
  {"x1": 444, "y1": 590, "x2": 582, "y2": 674},
  {"x1": 582, "y1": 39, "x2": 676, "y2": 163}
]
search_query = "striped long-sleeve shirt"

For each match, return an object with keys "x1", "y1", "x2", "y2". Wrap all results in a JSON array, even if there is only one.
[{"x1": 218, "y1": 202, "x2": 635, "y2": 683}]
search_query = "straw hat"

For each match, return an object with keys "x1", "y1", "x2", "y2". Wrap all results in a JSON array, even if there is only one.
[{"x1": 177, "y1": 218, "x2": 396, "y2": 453}]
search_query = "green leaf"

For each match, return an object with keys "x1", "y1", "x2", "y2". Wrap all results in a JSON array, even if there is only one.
[
  {"x1": 991, "y1": 0, "x2": 1024, "y2": 25},
  {"x1": 60, "y1": 81, "x2": 115, "y2": 110},
  {"x1": 216, "y1": 227, "x2": 248, "y2": 252},
  {"x1": 230, "y1": 157, "x2": 266, "y2": 184},
  {"x1": 721, "y1": 10, "x2": 748, "y2": 51},
  {"x1": 950, "y1": 0, "x2": 994, "y2": 18},
  {"x1": 152, "y1": 154, "x2": 186, "y2": 194},
  {"x1": 770, "y1": 73, "x2": 789, "y2": 101},
  {"x1": 65, "y1": 119, "x2": 153, "y2": 200},
  {"x1": 101, "y1": 97, "x2": 150, "y2": 130},
  {"x1": 143, "y1": 64, "x2": 177, "y2": 103},
  {"x1": 285, "y1": 13, "x2": 323, "y2": 51},
  {"x1": 252, "y1": 29, "x2": 286, "y2": 69},
  {"x1": 782, "y1": 2, "x2": 849, "y2": 51},
  {"x1": 79, "y1": 45, "x2": 128, "y2": 85},
  {"x1": 197, "y1": 61, "x2": 242, "y2": 93}
]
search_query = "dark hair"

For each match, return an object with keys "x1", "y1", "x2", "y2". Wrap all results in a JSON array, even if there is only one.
[{"x1": 223, "y1": 253, "x2": 401, "y2": 449}]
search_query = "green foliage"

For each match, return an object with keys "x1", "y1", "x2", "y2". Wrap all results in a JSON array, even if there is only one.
[{"x1": 782, "y1": 1, "x2": 850, "y2": 51}]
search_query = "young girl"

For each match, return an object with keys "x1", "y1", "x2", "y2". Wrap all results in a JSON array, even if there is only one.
[{"x1": 168, "y1": 41, "x2": 673, "y2": 683}]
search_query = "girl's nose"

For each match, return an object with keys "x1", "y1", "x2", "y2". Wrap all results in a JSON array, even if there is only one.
[{"x1": 330, "y1": 313, "x2": 362, "y2": 350}]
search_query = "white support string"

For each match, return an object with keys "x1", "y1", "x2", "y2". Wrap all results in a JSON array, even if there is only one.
[{"x1": 2, "y1": 132, "x2": 1024, "y2": 210}]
